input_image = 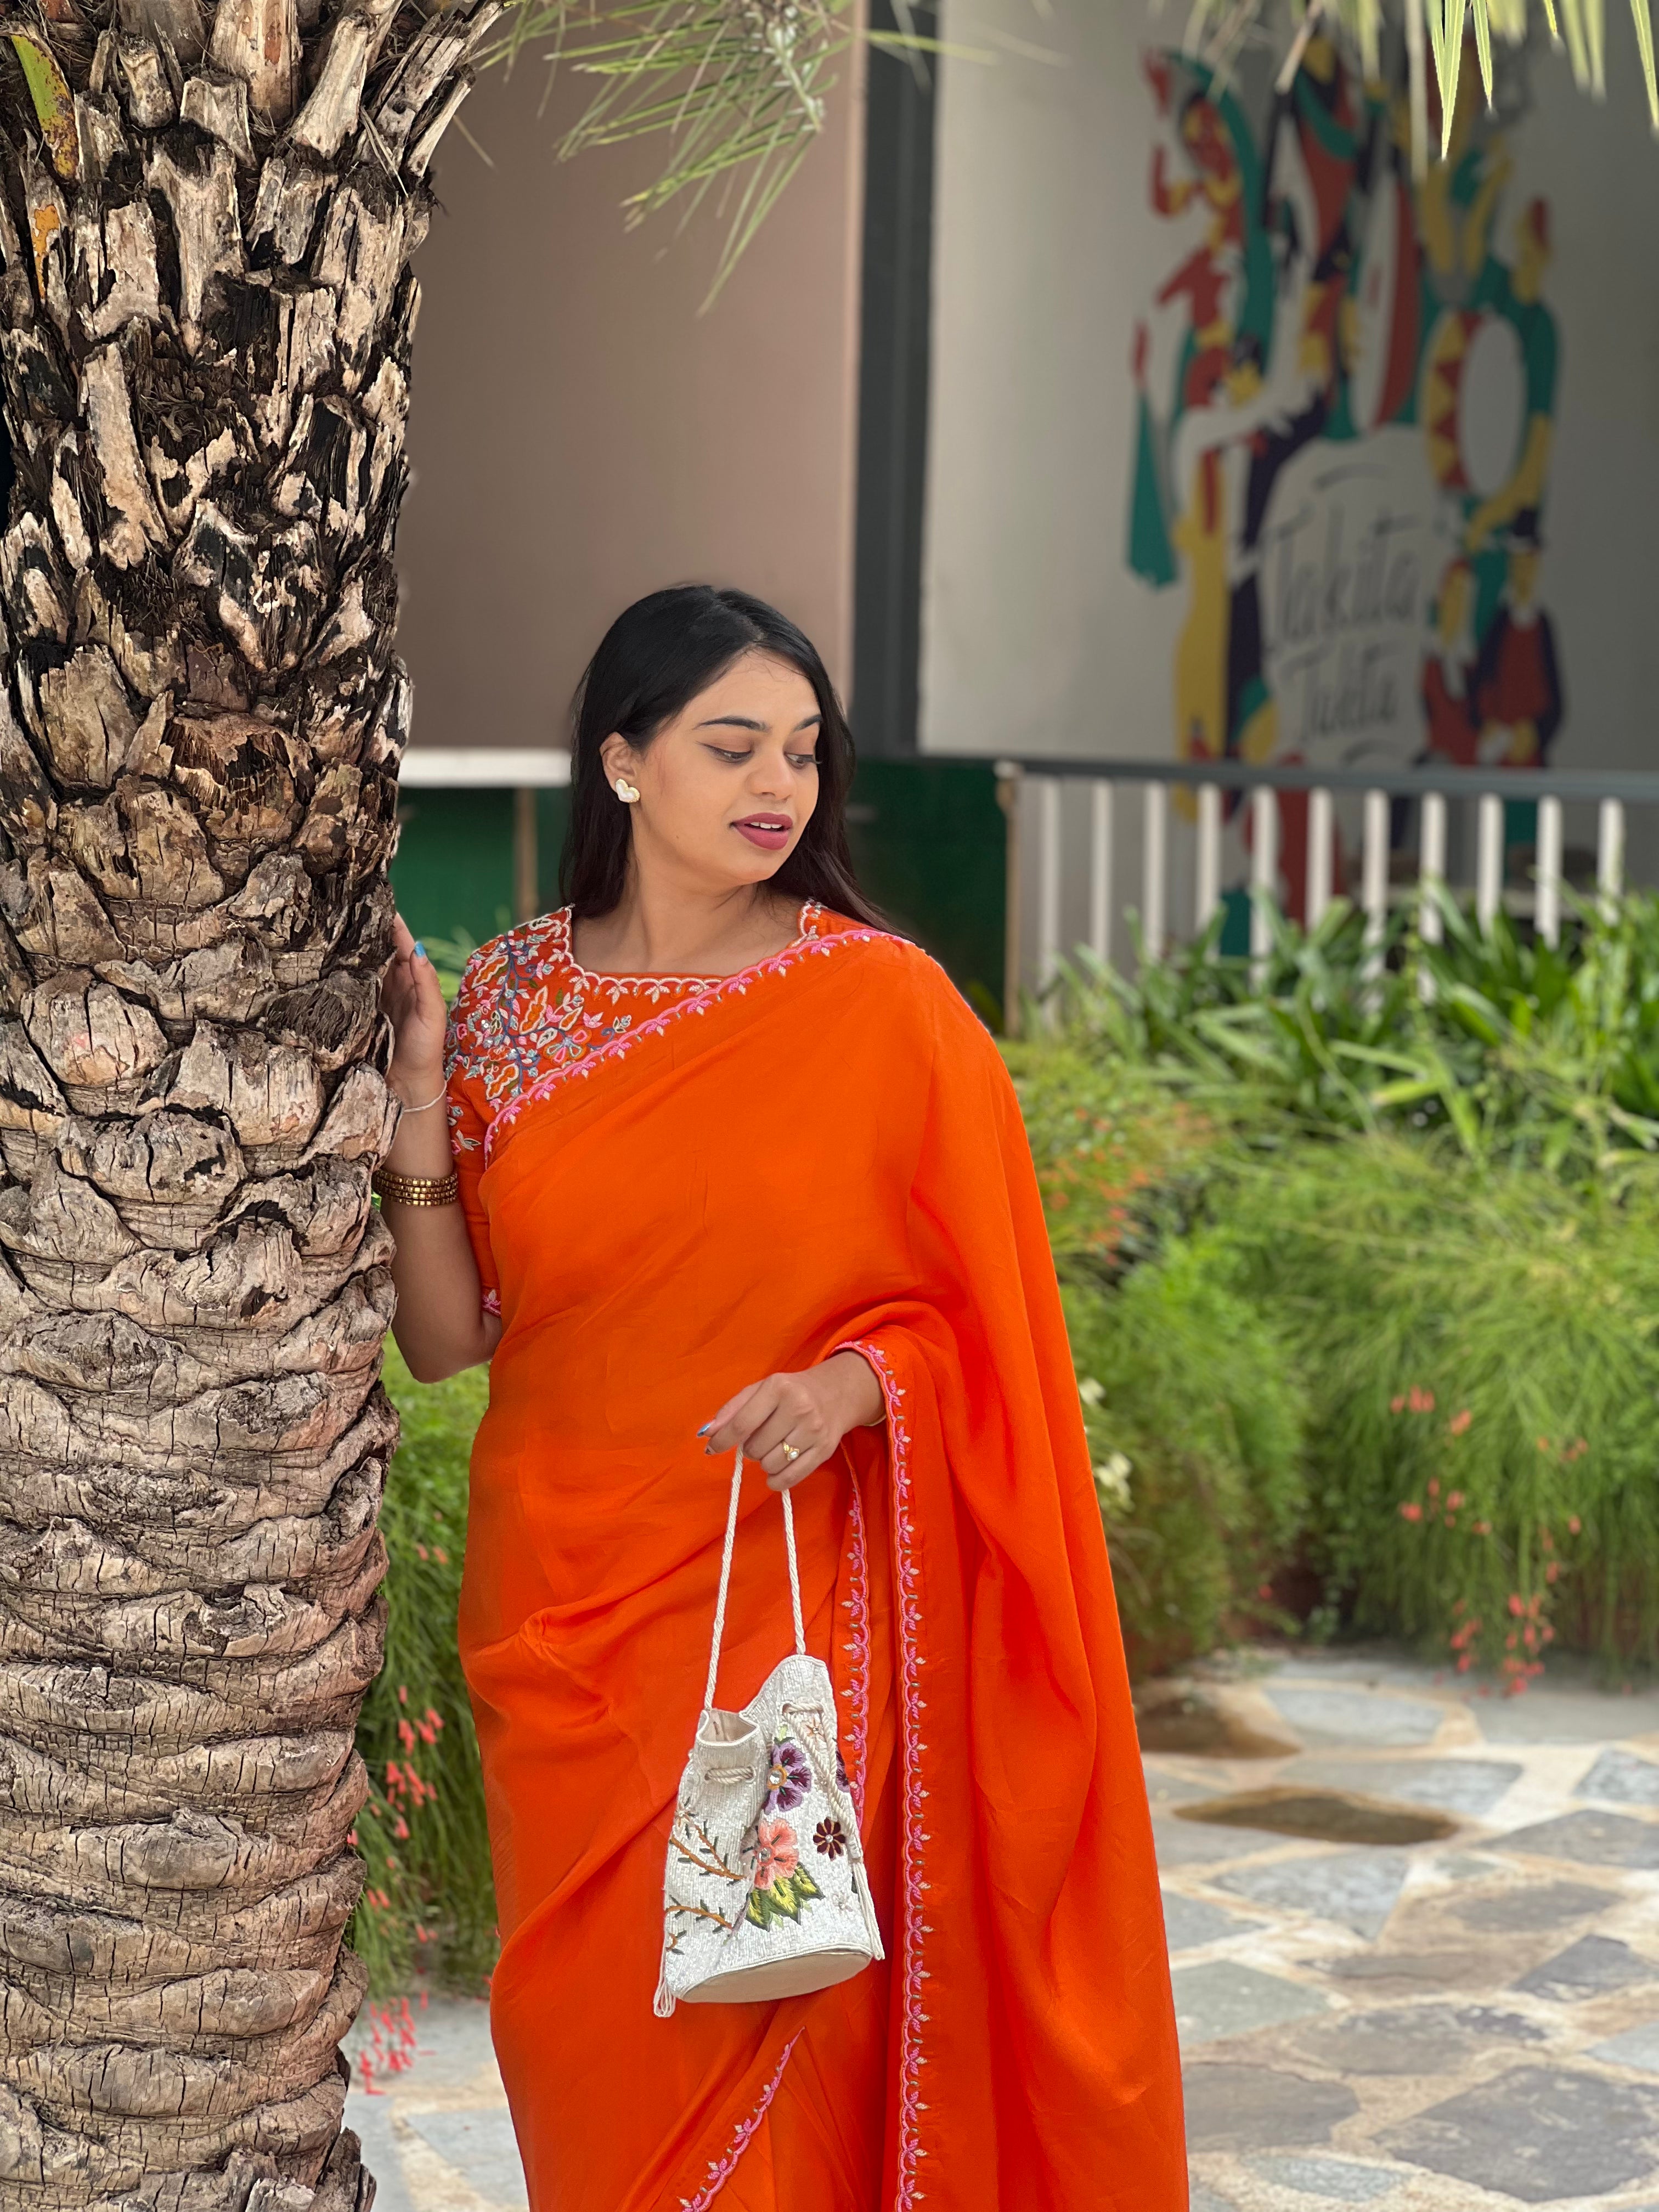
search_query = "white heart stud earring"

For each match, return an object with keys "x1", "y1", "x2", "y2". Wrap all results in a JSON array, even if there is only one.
[{"x1": 614, "y1": 778, "x2": 641, "y2": 804}]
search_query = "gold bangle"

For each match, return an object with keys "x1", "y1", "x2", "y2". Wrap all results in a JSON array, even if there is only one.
[{"x1": 373, "y1": 1167, "x2": 460, "y2": 1207}]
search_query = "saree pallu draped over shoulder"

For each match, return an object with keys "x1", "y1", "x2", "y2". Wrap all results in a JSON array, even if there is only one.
[{"x1": 445, "y1": 909, "x2": 1186, "y2": 2211}]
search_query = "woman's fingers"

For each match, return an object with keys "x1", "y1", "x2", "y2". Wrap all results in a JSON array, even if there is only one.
[
  {"x1": 699, "y1": 1369, "x2": 849, "y2": 1488},
  {"x1": 416, "y1": 951, "x2": 449, "y2": 1024},
  {"x1": 699, "y1": 1380, "x2": 767, "y2": 1455},
  {"x1": 764, "y1": 1443, "x2": 830, "y2": 1493},
  {"x1": 743, "y1": 1400, "x2": 816, "y2": 1464}
]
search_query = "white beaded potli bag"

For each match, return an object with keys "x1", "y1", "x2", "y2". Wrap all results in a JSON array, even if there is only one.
[{"x1": 653, "y1": 1447, "x2": 884, "y2": 2016}]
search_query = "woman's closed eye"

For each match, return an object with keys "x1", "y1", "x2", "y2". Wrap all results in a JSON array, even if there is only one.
[{"x1": 708, "y1": 746, "x2": 819, "y2": 770}]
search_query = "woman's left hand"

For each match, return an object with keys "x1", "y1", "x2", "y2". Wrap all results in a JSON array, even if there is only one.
[{"x1": 699, "y1": 1351, "x2": 884, "y2": 1491}]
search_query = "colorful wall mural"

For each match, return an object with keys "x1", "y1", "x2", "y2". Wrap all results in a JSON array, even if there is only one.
[{"x1": 1127, "y1": 34, "x2": 1563, "y2": 907}]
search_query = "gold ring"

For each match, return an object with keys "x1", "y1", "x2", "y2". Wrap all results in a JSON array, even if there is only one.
[{"x1": 780, "y1": 1443, "x2": 802, "y2": 1463}]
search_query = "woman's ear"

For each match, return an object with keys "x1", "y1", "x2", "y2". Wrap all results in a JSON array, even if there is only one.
[{"x1": 599, "y1": 734, "x2": 638, "y2": 789}]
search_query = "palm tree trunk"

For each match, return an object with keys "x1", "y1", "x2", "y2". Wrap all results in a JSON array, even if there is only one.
[{"x1": 0, "y1": 1, "x2": 495, "y2": 2200}]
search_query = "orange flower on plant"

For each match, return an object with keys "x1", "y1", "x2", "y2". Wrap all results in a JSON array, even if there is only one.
[{"x1": 1399, "y1": 1502, "x2": 1423, "y2": 1522}]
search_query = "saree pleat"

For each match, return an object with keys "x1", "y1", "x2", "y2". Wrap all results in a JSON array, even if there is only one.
[{"x1": 444, "y1": 912, "x2": 1185, "y2": 2210}]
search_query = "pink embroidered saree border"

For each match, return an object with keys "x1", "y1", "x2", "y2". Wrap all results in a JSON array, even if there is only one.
[
  {"x1": 481, "y1": 926, "x2": 889, "y2": 1167},
  {"x1": 839, "y1": 1469, "x2": 872, "y2": 1824},
  {"x1": 836, "y1": 1335, "x2": 927, "y2": 2211},
  {"x1": 679, "y1": 2032, "x2": 801, "y2": 2210}
]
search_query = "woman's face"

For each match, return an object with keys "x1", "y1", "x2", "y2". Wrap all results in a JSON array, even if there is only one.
[{"x1": 601, "y1": 650, "x2": 823, "y2": 895}]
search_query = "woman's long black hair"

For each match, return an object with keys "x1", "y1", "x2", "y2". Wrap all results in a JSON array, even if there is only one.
[{"x1": 560, "y1": 585, "x2": 885, "y2": 927}]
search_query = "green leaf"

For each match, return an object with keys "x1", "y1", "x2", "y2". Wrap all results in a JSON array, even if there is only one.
[
  {"x1": 10, "y1": 32, "x2": 76, "y2": 181},
  {"x1": 1631, "y1": 0, "x2": 1659, "y2": 125}
]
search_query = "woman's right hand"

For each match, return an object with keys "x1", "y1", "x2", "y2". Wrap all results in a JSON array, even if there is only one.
[{"x1": 382, "y1": 913, "x2": 450, "y2": 1106}]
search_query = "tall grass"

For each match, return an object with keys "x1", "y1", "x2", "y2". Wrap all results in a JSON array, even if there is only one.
[
  {"x1": 351, "y1": 1346, "x2": 496, "y2": 1991},
  {"x1": 1065, "y1": 1242, "x2": 1308, "y2": 1674},
  {"x1": 1214, "y1": 1142, "x2": 1659, "y2": 1677}
]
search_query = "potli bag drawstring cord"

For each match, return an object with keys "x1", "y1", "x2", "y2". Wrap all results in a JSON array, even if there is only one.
[
  {"x1": 654, "y1": 1450, "x2": 808, "y2": 2019},
  {"x1": 704, "y1": 1445, "x2": 807, "y2": 1712}
]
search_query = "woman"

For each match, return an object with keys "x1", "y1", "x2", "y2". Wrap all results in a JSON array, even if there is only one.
[{"x1": 377, "y1": 586, "x2": 1184, "y2": 2210}]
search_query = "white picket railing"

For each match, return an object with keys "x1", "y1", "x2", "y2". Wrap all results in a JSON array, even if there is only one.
[{"x1": 994, "y1": 758, "x2": 1659, "y2": 1016}]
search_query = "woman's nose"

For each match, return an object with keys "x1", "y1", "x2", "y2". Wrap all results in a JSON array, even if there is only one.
[{"x1": 747, "y1": 759, "x2": 792, "y2": 799}]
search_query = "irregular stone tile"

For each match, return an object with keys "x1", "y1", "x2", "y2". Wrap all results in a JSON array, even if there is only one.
[
  {"x1": 1250, "y1": 2153, "x2": 1400, "y2": 2201},
  {"x1": 1154, "y1": 1816, "x2": 1285, "y2": 1869},
  {"x1": 1138, "y1": 1678, "x2": 1301, "y2": 1758},
  {"x1": 1471, "y1": 1681, "x2": 1659, "y2": 1745},
  {"x1": 1172, "y1": 1961, "x2": 1328, "y2": 2047},
  {"x1": 1146, "y1": 1762, "x2": 1226, "y2": 1808},
  {"x1": 1455, "y1": 2004, "x2": 1550, "y2": 2044},
  {"x1": 1213, "y1": 1848, "x2": 1410, "y2": 1939},
  {"x1": 1188, "y1": 2186, "x2": 1238, "y2": 2212},
  {"x1": 1318, "y1": 1950, "x2": 1497, "y2": 1992},
  {"x1": 1295, "y1": 2001, "x2": 1543, "y2": 2076},
  {"x1": 1378, "y1": 2064, "x2": 1659, "y2": 2203},
  {"x1": 1590, "y1": 2022, "x2": 1659, "y2": 2073},
  {"x1": 1164, "y1": 1891, "x2": 1254, "y2": 1953},
  {"x1": 1184, "y1": 2062, "x2": 1359, "y2": 2152},
  {"x1": 1452, "y1": 1878, "x2": 1617, "y2": 1932},
  {"x1": 406, "y1": 2111, "x2": 528, "y2": 2208},
  {"x1": 1287, "y1": 1756, "x2": 1522, "y2": 1816},
  {"x1": 1178, "y1": 1786, "x2": 1452, "y2": 1848},
  {"x1": 1266, "y1": 1686, "x2": 1444, "y2": 1748},
  {"x1": 341, "y1": 2096, "x2": 419, "y2": 2212},
  {"x1": 1577, "y1": 1748, "x2": 1659, "y2": 1807},
  {"x1": 1496, "y1": 1809, "x2": 1659, "y2": 1870},
  {"x1": 1439, "y1": 1854, "x2": 1504, "y2": 1881},
  {"x1": 1261, "y1": 1651, "x2": 1445, "y2": 1691},
  {"x1": 1514, "y1": 1934, "x2": 1659, "y2": 2001}
]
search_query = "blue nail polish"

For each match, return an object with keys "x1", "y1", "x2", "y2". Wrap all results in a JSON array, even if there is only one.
[
  {"x1": 696, "y1": 1423, "x2": 713, "y2": 1436},
  {"x1": 413, "y1": 940, "x2": 426, "y2": 960}
]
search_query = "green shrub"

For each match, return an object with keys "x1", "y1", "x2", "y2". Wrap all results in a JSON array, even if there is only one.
[
  {"x1": 351, "y1": 1345, "x2": 497, "y2": 1992},
  {"x1": 1044, "y1": 890, "x2": 1659, "y2": 1189},
  {"x1": 1214, "y1": 1139, "x2": 1659, "y2": 1678},
  {"x1": 1008, "y1": 1043, "x2": 1233, "y2": 1284},
  {"x1": 1064, "y1": 1239, "x2": 1308, "y2": 1675}
]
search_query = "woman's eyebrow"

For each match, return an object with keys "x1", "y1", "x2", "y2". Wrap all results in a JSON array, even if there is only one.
[{"x1": 695, "y1": 712, "x2": 824, "y2": 733}]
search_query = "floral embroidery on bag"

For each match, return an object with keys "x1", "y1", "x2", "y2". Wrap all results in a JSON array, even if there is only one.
[
  {"x1": 812, "y1": 1817, "x2": 848, "y2": 1860},
  {"x1": 764, "y1": 1741, "x2": 810, "y2": 1813},
  {"x1": 746, "y1": 1821, "x2": 823, "y2": 1930}
]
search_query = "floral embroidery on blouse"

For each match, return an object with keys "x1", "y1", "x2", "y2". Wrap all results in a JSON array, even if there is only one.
[{"x1": 444, "y1": 901, "x2": 829, "y2": 1150}]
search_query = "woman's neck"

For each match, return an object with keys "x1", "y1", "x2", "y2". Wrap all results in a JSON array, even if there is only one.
[{"x1": 572, "y1": 881, "x2": 802, "y2": 979}]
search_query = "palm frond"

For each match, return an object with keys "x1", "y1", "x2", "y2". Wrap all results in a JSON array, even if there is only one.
[
  {"x1": 489, "y1": 0, "x2": 1655, "y2": 302},
  {"x1": 1182, "y1": 0, "x2": 1659, "y2": 164},
  {"x1": 494, "y1": 0, "x2": 900, "y2": 298}
]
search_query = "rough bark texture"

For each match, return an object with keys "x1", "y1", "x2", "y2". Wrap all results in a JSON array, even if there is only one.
[{"x1": 0, "y1": 0, "x2": 497, "y2": 2201}]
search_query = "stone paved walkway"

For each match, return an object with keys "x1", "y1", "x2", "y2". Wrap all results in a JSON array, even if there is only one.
[{"x1": 346, "y1": 1644, "x2": 1659, "y2": 2208}]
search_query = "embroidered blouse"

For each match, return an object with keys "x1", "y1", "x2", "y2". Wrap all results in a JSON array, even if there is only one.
[{"x1": 443, "y1": 901, "x2": 854, "y2": 1312}]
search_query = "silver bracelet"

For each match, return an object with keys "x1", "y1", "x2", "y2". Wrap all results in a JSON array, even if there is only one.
[{"x1": 394, "y1": 1084, "x2": 447, "y2": 1114}]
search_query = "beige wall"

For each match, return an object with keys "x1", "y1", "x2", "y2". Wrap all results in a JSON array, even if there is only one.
[{"x1": 397, "y1": 53, "x2": 867, "y2": 754}]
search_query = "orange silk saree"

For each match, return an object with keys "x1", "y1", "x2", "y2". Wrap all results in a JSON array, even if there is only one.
[{"x1": 443, "y1": 902, "x2": 1184, "y2": 2211}]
